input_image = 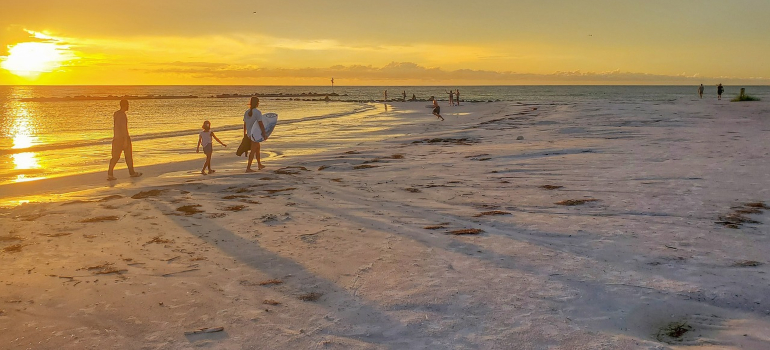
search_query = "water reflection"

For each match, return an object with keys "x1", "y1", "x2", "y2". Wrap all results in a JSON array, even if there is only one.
[
  {"x1": 8, "y1": 103, "x2": 43, "y2": 182},
  {"x1": 13, "y1": 132, "x2": 35, "y2": 149},
  {"x1": 12, "y1": 152, "x2": 39, "y2": 170}
]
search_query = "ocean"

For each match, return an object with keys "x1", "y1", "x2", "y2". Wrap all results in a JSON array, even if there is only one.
[{"x1": 1, "y1": 85, "x2": 768, "y2": 185}]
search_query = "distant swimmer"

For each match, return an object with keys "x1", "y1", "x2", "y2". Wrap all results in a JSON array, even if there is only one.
[
  {"x1": 107, "y1": 99, "x2": 142, "y2": 181},
  {"x1": 698, "y1": 84, "x2": 704, "y2": 99},
  {"x1": 196, "y1": 120, "x2": 227, "y2": 175},
  {"x1": 244, "y1": 96, "x2": 267, "y2": 172},
  {"x1": 717, "y1": 83, "x2": 724, "y2": 100},
  {"x1": 432, "y1": 99, "x2": 444, "y2": 121}
]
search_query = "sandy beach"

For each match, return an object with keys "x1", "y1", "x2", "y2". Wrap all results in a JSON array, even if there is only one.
[{"x1": 1, "y1": 99, "x2": 769, "y2": 349}]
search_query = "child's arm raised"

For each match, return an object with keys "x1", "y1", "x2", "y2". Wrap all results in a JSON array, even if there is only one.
[
  {"x1": 211, "y1": 132, "x2": 227, "y2": 147},
  {"x1": 196, "y1": 135, "x2": 202, "y2": 153}
]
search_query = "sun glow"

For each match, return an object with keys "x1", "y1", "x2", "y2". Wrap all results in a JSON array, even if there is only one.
[{"x1": 1, "y1": 31, "x2": 76, "y2": 79}]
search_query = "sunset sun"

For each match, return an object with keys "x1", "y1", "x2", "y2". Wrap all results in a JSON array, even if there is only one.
[{"x1": 1, "y1": 33, "x2": 75, "y2": 78}]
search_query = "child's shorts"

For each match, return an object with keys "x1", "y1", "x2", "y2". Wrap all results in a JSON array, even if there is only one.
[{"x1": 203, "y1": 144, "x2": 213, "y2": 155}]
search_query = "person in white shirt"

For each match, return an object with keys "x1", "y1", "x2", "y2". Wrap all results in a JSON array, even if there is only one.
[
  {"x1": 244, "y1": 96, "x2": 267, "y2": 172},
  {"x1": 196, "y1": 120, "x2": 226, "y2": 175}
]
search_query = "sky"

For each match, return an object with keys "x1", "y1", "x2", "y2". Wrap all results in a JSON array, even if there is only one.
[{"x1": 1, "y1": 0, "x2": 769, "y2": 85}]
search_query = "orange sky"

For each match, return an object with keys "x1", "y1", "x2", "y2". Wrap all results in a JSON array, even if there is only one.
[{"x1": 1, "y1": 0, "x2": 769, "y2": 85}]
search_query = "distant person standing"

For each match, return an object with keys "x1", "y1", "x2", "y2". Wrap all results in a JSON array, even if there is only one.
[
  {"x1": 384, "y1": 90, "x2": 388, "y2": 101},
  {"x1": 432, "y1": 99, "x2": 444, "y2": 121},
  {"x1": 446, "y1": 90, "x2": 454, "y2": 106},
  {"x1": 717, "y1": 83, "x2": 724, "y2": 100},
  {"x1": 402, "y1": 91, "x2": 407, "y2": 101},
  {"x1": 107, "y1": 99, "x2": 142, "y2": 181},
  {"x1": 698, "y1": 84, "x2": 704, "y2": 99},
  {"x1": 455, "y1": 89, "x2": 460, "y2": 105}
]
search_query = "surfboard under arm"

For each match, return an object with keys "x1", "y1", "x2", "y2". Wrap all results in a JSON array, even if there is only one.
[{"x1": 248, "y1": 113, "x2": 278, "y2": 142}]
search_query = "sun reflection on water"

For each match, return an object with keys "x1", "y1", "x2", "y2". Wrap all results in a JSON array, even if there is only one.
[
  {"x1": 8, "y1": 104, "x2": 44, "y2": 182},
  {"x1": 13, "y1": 133, "x2": 35, "y2": 149}
]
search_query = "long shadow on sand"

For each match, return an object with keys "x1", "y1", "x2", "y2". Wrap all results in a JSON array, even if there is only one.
[
  {"x1": 146, "y1": 197, "x2": 445, "y2": 348},
  {"x1": 288, "y1": 180, "x2": 770, "y2": 324}
]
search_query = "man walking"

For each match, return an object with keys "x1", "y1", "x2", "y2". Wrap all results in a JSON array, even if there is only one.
[{"x1": 107, "y1": 99, "x2": 142, "y2": 180}]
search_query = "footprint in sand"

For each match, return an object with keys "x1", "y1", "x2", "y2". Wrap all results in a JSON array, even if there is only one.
[
  {"x1": 473, "y1": 210, "x2": 511, "y2": 217},
  {"x1": 274, "y1": 166, "x2": 310, "y2": 175},
  {"x1": 555, "y1": 199, "x2": 599, "y2": 206},
  {"x1": 130, "y1": 189, "x2": 168, "y2": 199},
  {"x1": 353, "y1": 164, "x2": 378, "y2": 170},
  {"x1": 80, "y1": 216, "x2": 120, "y2": 223},
  {"x1": 222, "y1": 205, "x2": 247, "y2": 212},
  {"x1": 2, "y1": 244, "x2": 26, "y2": 253},
  {"x1": 176, "y1": 205, "x2": 204, "y2": 215}
]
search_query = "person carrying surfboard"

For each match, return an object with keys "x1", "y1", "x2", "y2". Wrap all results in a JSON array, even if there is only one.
[{"x1": 244, "y1": 96, "x2": 267, "y2": 172}]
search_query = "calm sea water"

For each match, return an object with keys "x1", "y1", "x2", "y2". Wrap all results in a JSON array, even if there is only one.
[{"x1": 1, "y1": 85, "x2": 768, "y2": 185}]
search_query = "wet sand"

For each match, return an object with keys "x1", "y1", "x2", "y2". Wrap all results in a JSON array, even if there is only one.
[{"x1": 1, "y1": 99, "x2": 769, "y2": 349}]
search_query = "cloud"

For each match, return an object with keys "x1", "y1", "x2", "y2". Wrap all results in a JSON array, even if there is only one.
[
  {"x1": 1, "y1": 27, "x2": 57, "y2": 55},
  {"x1": 138, "y1": 61, "x2": 770, "y2": 85}
]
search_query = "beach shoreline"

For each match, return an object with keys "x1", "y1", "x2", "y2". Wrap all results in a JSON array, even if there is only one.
[{"x1": 1, "y1": 99, "x2": 769, "y2": 349}]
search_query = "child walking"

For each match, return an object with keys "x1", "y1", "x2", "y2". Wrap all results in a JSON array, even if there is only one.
[
  {"x1": 432, "y1": 99, "x2": 444, "y2": 121},
  {"x1": 197, "y1": 120, "x2": 227, "y2": 175}
]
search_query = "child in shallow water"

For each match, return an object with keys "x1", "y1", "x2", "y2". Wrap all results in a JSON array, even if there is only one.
[{"x1": 196, "y1": 120, "x2": 227, "y2": 175}]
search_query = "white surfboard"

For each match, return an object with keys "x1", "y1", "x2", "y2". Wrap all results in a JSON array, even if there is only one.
[{"x1": 248, "y1": 113, "x2": 278, "y2": 142}]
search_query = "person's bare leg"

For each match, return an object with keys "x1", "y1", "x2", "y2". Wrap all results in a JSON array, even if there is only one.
[
  {"x1": 247, "y1": 142, "x2": 258, "y2": 172},
  {"x1": 201, "y1": 155, "x2": 209, "y2": 175},
  {"x1": 107, "y1": 141, "x2": 121, "y2": 180},
  {"x1": 255, "y1": 142, "x2": 265, "y2": 169},
  {"x1": 124, "y1": 140, "x2": 135, "y2": 175},
  {"x1": 108, "y1": 154, "x2": 120, "y2": 180},
  {"x1": 207, "y1": 154, "x2": 214, "y2": 173},
  {"x1": 124, "y1": 139, "x2": 142, "y2": 177}
]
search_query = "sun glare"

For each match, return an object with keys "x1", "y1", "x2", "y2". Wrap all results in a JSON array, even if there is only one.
[{"x1": 1, "y1": 35, "x2": 74, "y2": 78}]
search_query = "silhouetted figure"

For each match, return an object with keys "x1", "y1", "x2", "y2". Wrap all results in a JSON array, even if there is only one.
[
  {"x1": 717, "y1": 84, "x2": 724, "y2": 100},
  {"x1": 107, "y1": 99, "x2": 141, "y2": 180},
  {"x1": 410, "y1": 94, "x2": 417, "y2": 101},
  {"x1": 402, "y1": 91, "x2": 406, "y2": 101},
  {"x1": 455, "y1": 89, "x2": 460, "y2": 105},
  {"x1": 432, "y1": 99, "x2": 444, "y2": 121},
  {"x1": 384, "y1": 90, "x2": 388, "y2": 101},
  {"x1": 698, "y1": 84, "x2": 704, "y2": 99},
  {"x1": 446, "y1": 90, "x2": 454, "y2": 106}
]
